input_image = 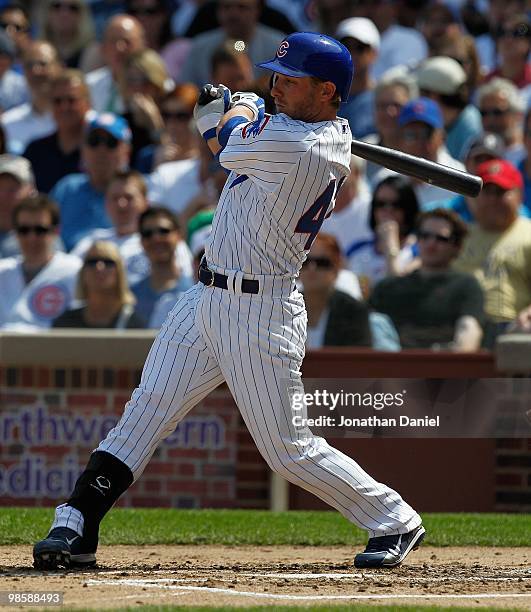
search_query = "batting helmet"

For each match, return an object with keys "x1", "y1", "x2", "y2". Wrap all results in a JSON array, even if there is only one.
[{"x1": 257, "y1": 32, "x2": 353, "y2": 101}]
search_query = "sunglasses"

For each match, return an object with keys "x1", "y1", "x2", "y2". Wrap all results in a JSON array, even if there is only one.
[
  {"x1": 16, "y1": 225, "x2": 53, "y2": 236},
  {"x1": 402, "y1": 127, "x2": 434, "y2": 142},
  {"x1": 373, "y1": 198, "x2": 401, "y2": 209},
  {"x1": 50, "y1": 1, "x2": 81, "y2": 12},
  {"x1": 0, "y1": 21, "x2": 29, "y2": 33},
  {"x1": 480, "y1": 108, "x2": 509, "y2": 118},
  {"x1": 85, "y1": 132, "x2": 119, "y2": 149},
  {"x1": 162, "y1": 111, "x2": 193, "y2": 121},
  {"x1": 129, "y1": 6, "x2": 162, "y2": 16},
  {"x1": 140, "y1": 226, "x2": 173, "y2": 239},
  {"x1": 84, "y1": 257, "x2": 117, "y2": 268},
  {"x1": 302, "y1": 256, "x2": 334, "y2": 270},
  {"x1": 497, "y1": 25, "x2": 530, "y2": 39},
  {"x1": 53, "y1": 95, "x2": 82, "y2": 106},
  {"x1": 417, "y1": 230, "x2": 454, "y2": 244},
  {"x1": 345, "y1": 39, "x2": 371, "y2": 53}
]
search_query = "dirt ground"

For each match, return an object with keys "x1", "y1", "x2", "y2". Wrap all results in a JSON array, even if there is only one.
[{"x1": 0, "y1": 545, "x2": 530, "y2": 609}]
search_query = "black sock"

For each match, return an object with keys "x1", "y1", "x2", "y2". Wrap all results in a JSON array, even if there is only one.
[{"x1": 67, "y1": 451, "x2": 134, "y2": 550}]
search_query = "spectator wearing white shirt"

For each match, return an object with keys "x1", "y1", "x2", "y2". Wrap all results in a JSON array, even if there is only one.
[
  {"x1": 86, "y1": 14, "x2": 146, "y2": 114},
  {"x1": 2, "y1": 40, "x2": 61, "y2": 155},
  {"x1": 477, "y1": 78, "x2": 527, "y2": 168},
  {"x1": 0, "y1": 195, "x2": 81, "y2": 330},
  {"x1": 72, "y1": 169, "x2": 193, "y2": 284}
]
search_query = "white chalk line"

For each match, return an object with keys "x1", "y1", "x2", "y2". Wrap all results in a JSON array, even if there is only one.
[{"x1": 87, "y1": 578, "x2": 531, "y2": 601}]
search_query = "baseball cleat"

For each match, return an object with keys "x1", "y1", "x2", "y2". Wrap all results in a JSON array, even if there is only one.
[
  {"x1": 354, "y1": 524, "x2": 426, "y2": 568},
  {"x1": 33, "y1": 527, "x2": 96, "y2": 570}
]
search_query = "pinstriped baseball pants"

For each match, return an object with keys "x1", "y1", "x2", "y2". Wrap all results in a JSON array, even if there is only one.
[{"x1": 98, "y1": 282, "x2": 422, "y2": 537}]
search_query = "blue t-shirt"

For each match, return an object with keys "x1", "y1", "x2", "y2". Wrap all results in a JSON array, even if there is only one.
[
  {"x1": 50, "y1": 174, "x2": 111, "y2": 251},
  {"x1": 132, "y1": 275, "x2": 194, "y2": 326},
  {"x1": 446, "y1": 105, "x2": 482, "y2": 162}
]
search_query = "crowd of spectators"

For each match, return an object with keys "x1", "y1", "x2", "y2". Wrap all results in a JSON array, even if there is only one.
[{"x1": 0, "y1": 0, "x2": 530, "y2": 352}]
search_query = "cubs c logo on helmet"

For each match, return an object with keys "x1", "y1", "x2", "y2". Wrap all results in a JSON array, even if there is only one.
[{"x1": 277, "y1": 41, "x2": 289, "y2": 58}]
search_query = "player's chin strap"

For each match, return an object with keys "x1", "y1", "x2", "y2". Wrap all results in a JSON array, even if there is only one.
[{"x1": 217, "y1": 115, "x2": 249, "y2": 151}]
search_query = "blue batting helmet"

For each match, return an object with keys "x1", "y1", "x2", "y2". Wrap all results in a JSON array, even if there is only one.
[{"x1": 257, "y1": 32, "x2": 353, "y2": 101}]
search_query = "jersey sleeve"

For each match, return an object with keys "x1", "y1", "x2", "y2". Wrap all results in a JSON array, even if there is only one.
[{"x1": 218, "y1": 114, "x2": 318, "y2": 191}]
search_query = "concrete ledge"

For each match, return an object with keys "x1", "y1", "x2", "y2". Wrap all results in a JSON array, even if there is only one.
[
  {"x1": 0, "y1": 330, "x2": 157, "y2": 367},
  {"x1": 495, "y1": 333, "x2": 531, "y2": 374}
]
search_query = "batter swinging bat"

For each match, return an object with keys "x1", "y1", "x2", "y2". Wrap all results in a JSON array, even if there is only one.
[
  {"x1": 198, "y1": 84, "x2": 483, "y2": 198},
  {"x1": 351, "y1": 139, "x2": 482, "y2": 198}
]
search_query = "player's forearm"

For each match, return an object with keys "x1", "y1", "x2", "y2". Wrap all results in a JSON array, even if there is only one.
[
  {"x1": 452, "y1": 315, "x2": 483, "y2": 352},
  {"x1": 205, "y1": 106, "x2": 256, "y2": 156}
]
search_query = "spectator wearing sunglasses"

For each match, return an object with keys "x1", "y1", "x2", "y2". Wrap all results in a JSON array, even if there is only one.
[
  {"x1": 476, "y1": 78, "x2": 526, "y2": 167},
  {"x1": 485, "y1": 14, "x2": 531, "y2": 94},
  {"x1": 131, "y1": 207, "x2": 194, "y2": 327},
  {"x1": 71, "y1": 170, "x2": 193, "y2": 284},
  {"x1": 23, "y1": 69, "x2": 92, "y2": 193},
  {"x1": 346, "y1": 175, "x2": 420, "y2": 296},
  {"x1": 0, "y1": 195, "x2": 81, "y2": 330},
  {"x1": 0, "y1": 154, "x2": 38, "y2": 258},
  {"x1": 370, "y1": 208, "x2": 484, "y2": 351},
  {"x1": 425, "y1": 132, "x2": 531, "y2": 223},
  {"x1": 0, "y1": 3, "x2": 31, "y2": 67},
  {"x1": 454, "y1": 159, "x2": 531, "y2": 347},
  {"x1": 53, "y1": 240, "x2": 145, "y2": 329},
  {"x1": 299, "y1": 233, "x2": 372, "y2": 349},
  {"x1": 50, "y1": 112, "x2": 132, "y2": 251},
  {"x1": 1, "y1": 40, "x2": 62, "y2": 155},
  {"x1": 334, "y1": 17, "x2": 379, "y2": 140},
  {"x1": 36, "y1": 0, "x2": 96, "y2": 70}
]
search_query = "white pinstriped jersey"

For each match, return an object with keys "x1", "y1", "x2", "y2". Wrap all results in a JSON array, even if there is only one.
[{"x1": 206, "y1": 113, "x2": 352, "y2": 277}]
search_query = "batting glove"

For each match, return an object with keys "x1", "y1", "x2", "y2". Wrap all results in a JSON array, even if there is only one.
[
  {"x1": 231, "y1": 92, "x2": 265, "y2": 123},
  {"x1": 193, "y1": 84, "x2": 232, "y2": 141}
]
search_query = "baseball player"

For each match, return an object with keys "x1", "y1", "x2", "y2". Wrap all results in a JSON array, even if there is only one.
[{"x1": 33, "y1": 32, "x2": 425, "y2": 571}]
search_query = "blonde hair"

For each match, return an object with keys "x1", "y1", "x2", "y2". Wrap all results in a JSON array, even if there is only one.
[
  {"x1": 125, "y1": 48, "x2": 172, "y2": 96},
  {"x1": 38, "y1": 0, "x2": 95, "y2": 62},
  {"x1": 77, "y1": 241, "x2": 135, "y2": 305}
]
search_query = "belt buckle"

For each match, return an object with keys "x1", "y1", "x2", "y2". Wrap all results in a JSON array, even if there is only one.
[{"x1": 205, "y1": 267, "x2": 215, "y2": 287}]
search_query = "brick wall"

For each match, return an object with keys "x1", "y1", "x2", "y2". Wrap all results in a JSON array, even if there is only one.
[
  {"x1": 0, "y1": 366, "x2": 240, "y2": 509},
  {"x1": 1, "y1": 337, "x2": 530, "y2": 512}
]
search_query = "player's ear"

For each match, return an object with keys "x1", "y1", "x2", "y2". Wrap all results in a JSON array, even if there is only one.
[{"x1": 321, "y1": 81, "x2": 336, "y2": 102}]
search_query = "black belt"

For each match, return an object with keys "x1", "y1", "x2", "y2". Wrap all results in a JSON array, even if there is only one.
[{"x1": 199, "y1": 262, "x2": 259, "y2": 294}]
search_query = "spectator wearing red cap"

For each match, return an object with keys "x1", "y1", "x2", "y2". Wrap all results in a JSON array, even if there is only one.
[{"x1": 454, "y1": 158, "x2": 531, "y2": 346}]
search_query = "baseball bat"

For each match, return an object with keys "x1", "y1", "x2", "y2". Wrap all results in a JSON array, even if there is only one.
[{"x1": 351, "y1": 139, "x2": 482, "y2": 197}]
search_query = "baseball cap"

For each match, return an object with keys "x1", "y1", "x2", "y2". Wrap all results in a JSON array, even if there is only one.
[
  {"x1": 0, "y1": 154, "x2": 34, "y2": 184},
  {"x1": 335, "y1": 17, "x2": 380, "y2": 51},
  {"x1": 476, "y1": 159, "x2": 523, "y2": 191},
  {"x1": 465, "y1": 133, "x2": 505, "y2": 160},
  {"x1": 398, "y1": 97, "x2": 443, "y2": 129},
  {"x1": 416, "y1": 56, "x2": 466, "y2": 95},
  {"x1": 86, "y1": 113, "x2": 132, "y2": 143}
]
